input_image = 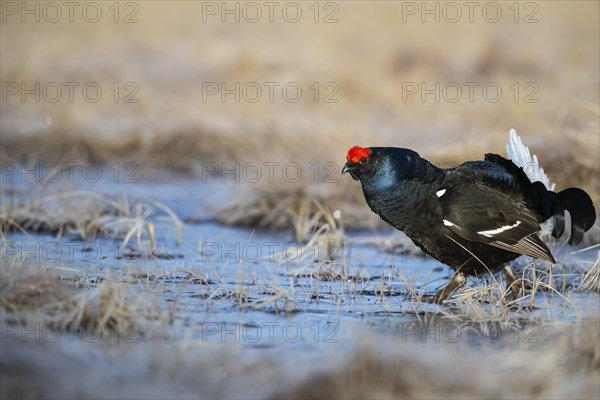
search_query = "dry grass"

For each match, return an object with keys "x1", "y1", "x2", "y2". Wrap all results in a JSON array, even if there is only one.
[
  {"x1": 277, "y1": 321, "x2": 600, "y2": 400},
  {"x1": 1, "y1": 189, "x2": 182, "y2": 252},
  {"x1": 2, "y1": 314, "x2": 598, "y2": 399},
  {"x1": 579, "y1": 254, "x2": 600, "y2": 292},
  {"x1": 0, "y1": 259, "x2": 161, "y2": 336},
  {"x1": 215, "y1": 180, "x2": 380, "y2": 233}
]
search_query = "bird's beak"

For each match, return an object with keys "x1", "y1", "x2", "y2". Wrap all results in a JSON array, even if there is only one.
[
  {"x1": 342, "y1": 160, "x2": 353, "y2": 175},
  {"x1": 342, "y1": 160, "x2": 360, "y2": 180}
]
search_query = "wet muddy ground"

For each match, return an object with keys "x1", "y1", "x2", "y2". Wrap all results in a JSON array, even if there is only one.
[
  {"x1": 4, "y1": 172, "x2": 599, "y2": 323},
  {"x1": 2, "y1": 169, "x2": 599, "y2": 399}
]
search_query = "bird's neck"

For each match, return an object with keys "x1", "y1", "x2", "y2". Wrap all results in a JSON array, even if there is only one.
[{"x1": 365, "y1": 156, "x2": 442, "y2": 190}]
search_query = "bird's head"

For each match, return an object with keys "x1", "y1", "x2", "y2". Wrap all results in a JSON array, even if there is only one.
[
  {"x1": 342, "y1": 146, "x2": 423, "y2": 187},
  {"x1": 342, "y1": 146, "x2": 377, "y2": 181}
]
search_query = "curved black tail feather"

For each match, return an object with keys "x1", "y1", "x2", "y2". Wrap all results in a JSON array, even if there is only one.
[
  {"x1": 546, "y1": 188, "x2": 596, "y2": 245},
  {"x1": 486, "y1": 155, "x2": 596, "y2": 245}
]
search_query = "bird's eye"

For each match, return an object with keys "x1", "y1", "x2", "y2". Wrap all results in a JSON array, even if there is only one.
[{"x1": 360, "y1": 158, "x2": 367, "y2": 164}]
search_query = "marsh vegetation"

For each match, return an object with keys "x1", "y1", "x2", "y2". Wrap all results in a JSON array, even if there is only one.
[{"x1": 1, "y1": 2, "x2": 599, "y2": 398}]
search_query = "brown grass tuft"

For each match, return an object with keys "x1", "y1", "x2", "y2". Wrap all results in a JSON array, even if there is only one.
[
  {"x1": 1, "y1": 260, "x2": 160, "y2": 336},
  {"x1": 1, "y1": 189, "x2": 182, "y2": 251},
  {"x1": 277, "y1": 321, "x2": 600, "y2": 400}
]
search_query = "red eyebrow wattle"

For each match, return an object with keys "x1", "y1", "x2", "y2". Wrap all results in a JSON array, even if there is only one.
[{"x1": 346, "y1": 146, "x2": 371, "y2": 162}]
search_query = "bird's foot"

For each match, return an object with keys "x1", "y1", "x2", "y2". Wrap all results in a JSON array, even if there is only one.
[
  {"x1": 503, "y1": 265, "x2": 521, "y2": 302},
  {"x1": 502, "y1": 265, "x2": 534, "y2": 304},
  {"x1": 422, "y1": 271, "x2": 466, "y2": 304}
]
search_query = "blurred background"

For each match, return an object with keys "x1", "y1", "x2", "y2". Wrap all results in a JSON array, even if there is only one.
[
  {"x1": 1, "y1": 1, "x2": 598, "y2": 196},
  {"x1": 2, "y1": 3, "x2": 600, "y2": 399}
]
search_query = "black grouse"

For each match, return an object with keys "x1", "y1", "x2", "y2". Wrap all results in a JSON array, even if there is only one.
[{"x1": 342, "y1": 136, "x2": 596, "y2": 302}]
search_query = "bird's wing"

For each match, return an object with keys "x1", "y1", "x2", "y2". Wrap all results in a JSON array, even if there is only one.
[
  {"x1": 455, "y1": 155, "x2": 530, "y2": 195},
  {"x1": 437, "y1": 184, "x2": 556, "y2": 263}
]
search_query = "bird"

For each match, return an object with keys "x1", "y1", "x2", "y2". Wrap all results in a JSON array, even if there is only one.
[{"x1": 342, "y1": 130, "x2": 596, "y2": 302}]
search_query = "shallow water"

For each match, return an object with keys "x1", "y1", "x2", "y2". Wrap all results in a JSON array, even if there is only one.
[{"x1": 2, "y1": 170, "x2": 599, "y2": 355}]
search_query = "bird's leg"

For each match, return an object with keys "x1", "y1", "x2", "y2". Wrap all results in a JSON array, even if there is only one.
[
  {"x1": 428, "y1": 271, "x2": 466, "y2": 303},
  {"x1": 503, "y1": 265, "x2": 521, "y2": 302}
]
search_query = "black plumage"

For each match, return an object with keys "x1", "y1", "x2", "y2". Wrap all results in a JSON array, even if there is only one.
[{"x1": 342, "y1": 146, "x2": 596, "y2": 301}]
